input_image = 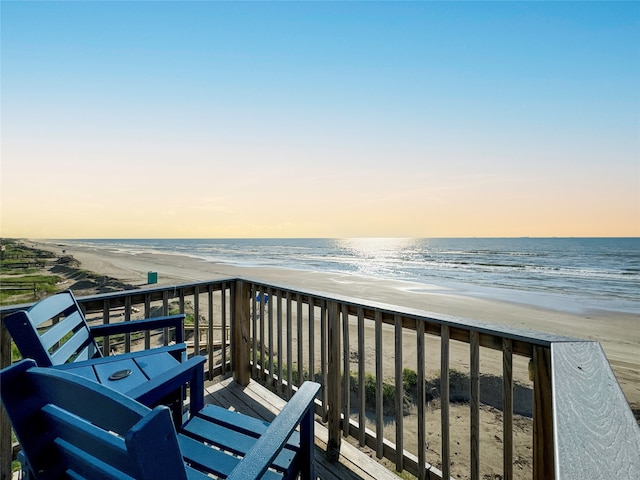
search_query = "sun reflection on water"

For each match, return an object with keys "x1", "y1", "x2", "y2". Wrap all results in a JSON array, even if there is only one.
[{"x1": 335, "y1": 238, "x2": 423, "y2": 277}]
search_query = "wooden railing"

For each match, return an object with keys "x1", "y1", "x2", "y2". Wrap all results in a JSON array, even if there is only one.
[{"x1": 1, "y1": 279, "x2": 639, "y2": 480}]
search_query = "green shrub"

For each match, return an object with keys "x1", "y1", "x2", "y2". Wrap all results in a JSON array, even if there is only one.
[{"x1": 402, "y1": 367, "x2": 418, "y2": 392}]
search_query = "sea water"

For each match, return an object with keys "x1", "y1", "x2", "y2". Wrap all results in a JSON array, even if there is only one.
[{"x1": 63, "y1": 237, "x2": 639, "y2": 314}]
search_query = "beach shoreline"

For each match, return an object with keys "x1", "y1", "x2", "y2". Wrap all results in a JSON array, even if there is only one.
[{"x1": 29, "y1": 239, "x2": 639, "y2": 415}]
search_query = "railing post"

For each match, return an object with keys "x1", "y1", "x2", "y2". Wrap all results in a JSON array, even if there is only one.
[
  {"x1": 533, "y1": 345, "x2": 554, "y2": 480},
  {"x1": 232, "y1": 280, "x2": 251, "y2": 386},
  {"x1": 0, "y1": 323, "x2": 12, "y2": 480},
  {"x1": 327, "y1": 300, "x2": 342, "y2": 461}
]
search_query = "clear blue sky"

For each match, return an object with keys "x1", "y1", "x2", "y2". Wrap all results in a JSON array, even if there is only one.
[{"x1": 2, "y1": 1, "x2": 639, "y2": 238}]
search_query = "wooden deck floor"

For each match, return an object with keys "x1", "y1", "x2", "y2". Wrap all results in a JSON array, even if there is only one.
[{"x1": 203, "y1": 377, "x2": 400, "y2": 480}]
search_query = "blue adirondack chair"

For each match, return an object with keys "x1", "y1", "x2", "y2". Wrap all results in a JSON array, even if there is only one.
[
  {"x1": 2, "y1": 290, "x2": 205, "y2": 422},
  {"x1": 2, "y1": 359, "x2": 320, "y2": 480},
  {"x1": 3, "y1": 290, "x2": 186, "y2": 366}
]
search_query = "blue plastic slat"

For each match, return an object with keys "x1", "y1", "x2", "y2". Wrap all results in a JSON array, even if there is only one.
[
  {"x1": 135, "y1": 352, "x2": 180, "y2": 379},
  {"x1": 43, "y1": 404, "x2": 134, "y2": 474},
  {"x1": 182, "y1": 416, "x2": 296, "y2": 472},
  {"x1": 226, "y1": 381, "x2": 320, "y2": 480},
  {"x1": 62, "y1": 364, "x2": 97, "y2": 381},
  {"x1": 55, "y1": 345, "x2": 184, "y2": 368},
  {"x1": 27, "y1": 291, "x2": 76, "y2": 326},
  {"x1": 178, "y1": 435, "x2": 284, "y2": 480},
  {"x1": 185, "y1": 466, "x2": 216, "y2": 480},
  {"x1": 92, "y1": 359, "x2": 148, "y2": 392},
  {"x1": 50, "y1": 328, "x2": 94, "y2": 365},
  {"x1": 74, "y1": 342, "x2": 99, "y2": 363},
  {"x1": 40, "y1": 311, "x2": 87, "y2": 351},
  {"x1": 56, "y1": 439, "x2": 136, "y2": 480},
  {"x1": 197, "y1": 404, "x2": 300, "y2": 448}
]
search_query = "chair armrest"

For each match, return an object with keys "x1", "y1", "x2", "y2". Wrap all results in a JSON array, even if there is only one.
[
  {"x1": 90, "y1": 314, "x2": 186, "y2": 343},
  {"x1": 126, "y1": 355, "x2": 206, "y2": 413},
  {"x1": 54, "y1": 344, "x2": 188, "y2": 369},
  {"x1": 227, "y1": 381, "x2": 321, "y2": 480}
]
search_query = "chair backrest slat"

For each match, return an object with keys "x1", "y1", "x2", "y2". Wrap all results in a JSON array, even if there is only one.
[
  {"x1": 43, "y1": 404, "x2": 135, "y2": 474},
  {"x1": 40, "y1": 311, "x2": 85, "y2": 352},
  {"x1": 50, "y1": 328, "x2": 94, "y2": 365},
  {"x1": 74, "y1": 342, "x2": 98, "y2": 363},
  {"x1": 58, "y1": 440, "x2": 137, "y2": 480},
  {"x1": 27, "y1": 291, "x2": 77, "y2": 326},
  {"x1": 3, "y1": 291, "x2": 102, "y2": 366}
]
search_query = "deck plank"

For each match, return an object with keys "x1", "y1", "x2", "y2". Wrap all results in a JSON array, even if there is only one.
[{"x1": 203, "y1": 376, "x2": 400, "y2": 480}]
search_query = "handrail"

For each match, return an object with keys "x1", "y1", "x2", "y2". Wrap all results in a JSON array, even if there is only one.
[
  {"x1": 2, "y1": 278, "x2": 638, "y2": 480},
  {"x1": 551, "y1": 342, "x2": 640, "y2": 478}
]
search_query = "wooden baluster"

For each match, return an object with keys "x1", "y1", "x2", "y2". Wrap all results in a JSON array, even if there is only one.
[
  {"x1": 267, "y1": 287, "x2": 274, "y2": 387},
  {"x1": 175, "y1": 291, "x2": 184, "y2": 345},
  {"x1": 221, "y1": 283, "x2": 227, "y2": 375},
  {"x1": 417, "y1": 319, "x2": 426, "y2": 480},
  {"x1": 327, "y1": 300, "x2": 342, "y2": 461},
  {"x1": 308, "y1": 298, "x2": 315, "y2": 383},
  {"x1": 207, "y1": 285, "x2": 214, "y2": 380},
  {"x1": 357, "y1": 306, "x2": 366, "y2": 447},
  {"x1": 162, "y1": 290, "x2": 169, "y2": 348},
  {"x1": 260, "y1": 287, "x2": 266, "y2": 382},
  {"x1": 342, "y1": 304, "x2": 350, "y2": 438},
  {"x1": 441, "y1": 324, "x2": 450, "y2": 480},
  {"x1": 124, "y1": 296, "x2": 132, "y2": 353},
  {"x1": 297, "y1": 293, "x2": 303, "y2": 386},
  {"x1": 321, "y1": 300, "x2": 328, "y2": 421},
  {"x1": 503, "y1": 338, "x2": 513, "y2": 480},
  {"x1": 394, "y1": 314, "x2": 403, "y2": 472},
  {"x1": 194, "y1": 286, "x2": 200, "y2": 357},
  {"x1": 286, "y1": 291, "x2": 293, "y2": 399},
  {"x1": 470, "y1": 330, "x2": 480, "y2": 480},
  {"x1": 102, "y1": 299, "x2": 111, "y2": 356},
  {"x1": 277, "y1": 291, "x2": 283, "y2": 394},
  {"x1": 251, "y1": 284, "x2": 257, "y2": 379},
  {"x1": 375, "y1": 309, "x2": 384, "y2": 459}
]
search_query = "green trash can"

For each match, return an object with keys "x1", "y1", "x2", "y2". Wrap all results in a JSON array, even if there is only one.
[{"x1": 147, "y1": 271, "x2": 158, "y2": 284}]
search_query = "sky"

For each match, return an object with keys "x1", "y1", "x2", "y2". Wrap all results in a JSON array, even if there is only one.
[{"x1": 1, "y1": 1, "x2": 639, "y2": 239}]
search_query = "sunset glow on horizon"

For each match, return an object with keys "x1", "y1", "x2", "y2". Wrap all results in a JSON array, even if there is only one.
[{"x1": 2, "y1": 2, "x2": 639, "y2": 239}]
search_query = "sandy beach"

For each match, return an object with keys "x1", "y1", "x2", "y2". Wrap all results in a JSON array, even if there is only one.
[{"x1": 25, "y1": 240, "x2": 640, "y2": 477}]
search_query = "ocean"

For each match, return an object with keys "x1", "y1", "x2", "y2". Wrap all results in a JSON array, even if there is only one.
[{"x1": 64, "y1": 238, "x2": 639, "y2": 314}]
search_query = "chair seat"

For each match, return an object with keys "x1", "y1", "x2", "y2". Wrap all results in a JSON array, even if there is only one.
[{"x1": 179, "y1": 405, "x2": 301, "y2": 479}]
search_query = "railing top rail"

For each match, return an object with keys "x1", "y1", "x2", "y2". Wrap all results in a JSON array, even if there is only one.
[
  {"x1": 2, "y1": 276, "x2": 580, "y2": 348},
  {"x1": 551, "y1": 341, "x2": 640, "y2": 479},
  {"x1": 0, "y1": 279, "x2": 233, "y2": 315},
  {"x1": 242, "y1": 276, "x2": 580, "y2": 347}
]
